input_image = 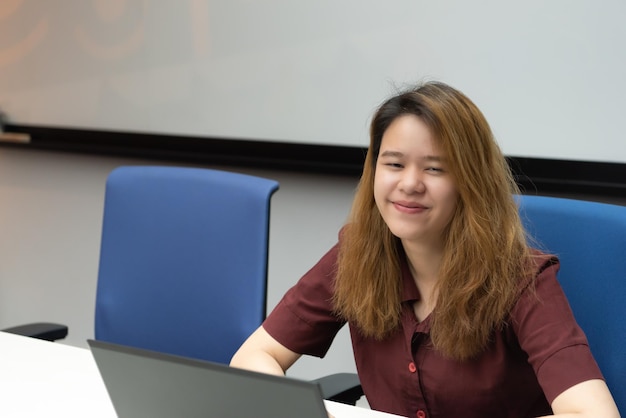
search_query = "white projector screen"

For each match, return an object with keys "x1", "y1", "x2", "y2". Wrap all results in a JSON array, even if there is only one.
[{"x1": 1, "y1": 0, "x2": 625, "y2": 164}]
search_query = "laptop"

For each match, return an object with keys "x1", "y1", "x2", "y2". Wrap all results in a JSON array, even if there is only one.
[{"x1": 88, "y1": 339, "x2": 329, "y2": 418}]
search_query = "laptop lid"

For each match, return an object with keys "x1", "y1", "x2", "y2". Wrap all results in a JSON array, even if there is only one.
[{"x1": 88, "y1": 339, "x2": 329, "y2": 418}]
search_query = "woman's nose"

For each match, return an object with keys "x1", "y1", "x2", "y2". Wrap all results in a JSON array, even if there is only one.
[{"x1": 399, "y1": 168, "x2": 425, "y2": 193}]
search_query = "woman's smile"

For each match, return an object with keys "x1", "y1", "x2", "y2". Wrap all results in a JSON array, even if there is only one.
[{"x1": 392, "y1": 200, "x2": 428, "y2": 214}]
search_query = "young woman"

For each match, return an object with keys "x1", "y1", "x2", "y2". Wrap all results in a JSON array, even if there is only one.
[{"x1": 230, "y1": 81, "x2": 620, "y2": 418}]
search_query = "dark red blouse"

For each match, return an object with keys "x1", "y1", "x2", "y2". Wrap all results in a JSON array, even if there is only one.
[{"x1": 263, "y1": 243, "x2": 603, "y2": 418}]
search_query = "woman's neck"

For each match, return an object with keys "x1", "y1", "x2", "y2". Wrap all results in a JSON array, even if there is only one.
[
  {"x1": 402, "y1": 239, "x2": 444, "y2": 283},
  {"x1": 402, "y1": 239, "x2": 444, "y2": 320}
]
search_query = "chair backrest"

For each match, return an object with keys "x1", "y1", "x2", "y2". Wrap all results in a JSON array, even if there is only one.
[
  {"x1": 94, "y1": 166, "x2": 279, "y2": 365},
  {"x1": 517, "y1": 194, "x2": 626, "y2": 413}
]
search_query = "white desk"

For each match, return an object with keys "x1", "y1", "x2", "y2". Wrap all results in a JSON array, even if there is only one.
[
  {"x1": 0, "y1": 332, "x2": 399, "y2": 417},
  {"x1": 0, "y1": 331, "x2": 116, "y2": 417}
]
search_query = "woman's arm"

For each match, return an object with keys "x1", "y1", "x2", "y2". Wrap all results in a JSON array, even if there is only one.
[
  {"x1": 545, "y1": 379, "x2": 620, "y2": 418},
  {"x1": 230, "y1": 325, "x2": 302, "y2": 376},
  {"x1": 511, "y1": 261, "x2": 619, "y2": 417},
  {"x1": 230, "y1": 326, "x2": 337, "y2": 418}
]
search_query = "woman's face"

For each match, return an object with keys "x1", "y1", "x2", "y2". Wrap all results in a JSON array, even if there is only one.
[{"x1": 374, "y1": 114, "x2": 459, "y2": 247}]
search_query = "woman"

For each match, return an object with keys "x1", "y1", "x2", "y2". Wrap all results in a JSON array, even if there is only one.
[{"x1": 230, "y1": 81, "x2": 619, "y2": 418}]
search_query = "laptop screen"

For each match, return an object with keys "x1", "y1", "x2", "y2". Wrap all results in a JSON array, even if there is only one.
[{"x1": 88, "y1": 339, "x2": 329, "y2": 418}]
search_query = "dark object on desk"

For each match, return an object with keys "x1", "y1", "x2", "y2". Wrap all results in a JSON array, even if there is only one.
[
  {"x1": 89, "y1": 339, "x2": 331, "y2": 418},
  {"x1": 3, "y1": 322, "x2": 68, "y2": 341},
  {"x1": 313, "y1": 373, "x2": 363, "y2": 405}
]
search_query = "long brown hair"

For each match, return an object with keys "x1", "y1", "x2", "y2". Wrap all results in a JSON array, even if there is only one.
[{"x1": 333, "y1": 81, "x2": 534, "y2": 360}]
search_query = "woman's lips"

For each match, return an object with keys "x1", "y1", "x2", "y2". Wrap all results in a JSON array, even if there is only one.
[{"x1": 392, "y1": 201, "x2": 428, "y2": 214}]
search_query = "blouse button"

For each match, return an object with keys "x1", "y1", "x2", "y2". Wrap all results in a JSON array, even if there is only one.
[
  {"x1": 408, "y1": 362, "x2": 417, "y2": 373},
  {"x1": 416, "y1": 410, "x2": 426, "y2": 418}
]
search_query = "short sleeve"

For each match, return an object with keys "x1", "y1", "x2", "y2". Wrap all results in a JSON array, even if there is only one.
[
  {"x1": 262, "y1": 243, "x2": 346, "y2": 357},
  {"x1": 510, "y1": 257, "x2": 604, "y2": 403}
]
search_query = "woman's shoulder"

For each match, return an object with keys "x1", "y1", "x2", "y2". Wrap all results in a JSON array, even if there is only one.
[
  {"x1": 529, "y1": 248, "x2": 559, "y2": 272},
  {"x1": 514, "y1": 249, "x2": 565, "y2": 313}
]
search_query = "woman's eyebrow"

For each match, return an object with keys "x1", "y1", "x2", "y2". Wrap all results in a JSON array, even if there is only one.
[
  {"x1": 379, "y1": 150, "x2": 404, "y2": 158},
  {"x1": 423, "y1": 155, "x2": 445, "y2": 162},
  {"x1": 378, "y1": 150, "x2": 446, "y2": 162}
]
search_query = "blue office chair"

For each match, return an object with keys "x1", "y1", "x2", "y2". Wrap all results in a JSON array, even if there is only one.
[
  {"x1": 93, "y1": 166, "x2": 279, "y2": 365},
  {"x1": 517, "y1": 194, "x2": 626, "y2": 414}
]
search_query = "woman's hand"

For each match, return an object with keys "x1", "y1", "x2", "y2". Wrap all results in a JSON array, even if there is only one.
[{"x1": 231, "y1": 327, "x2": 338, "y2": 418}]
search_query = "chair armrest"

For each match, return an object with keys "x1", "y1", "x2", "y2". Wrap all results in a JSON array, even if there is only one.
[
  {"x1": 312, "y1": 372, "x2": 363, "y2": 405},
  {"x1": 2, "y1": 322, "x2": 68, "y2": 341}
]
